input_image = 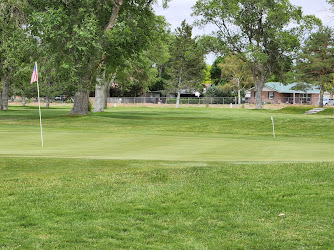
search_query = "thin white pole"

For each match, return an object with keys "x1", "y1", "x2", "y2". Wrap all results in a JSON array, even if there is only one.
[
  {"x1": 271, "y1": 116, "x2": 275, "y2": 139},
  {"x1": 35, "y1": 62, "x2": 44, "y2": 147}
]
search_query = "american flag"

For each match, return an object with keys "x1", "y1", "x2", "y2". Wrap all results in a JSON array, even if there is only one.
[{"x1": 30, "y1": 63, "x2": 38, "y2": 84}]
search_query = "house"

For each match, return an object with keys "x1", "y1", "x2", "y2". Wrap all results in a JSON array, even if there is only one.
[{"x1": 249, "y1": 82, "x2": 332, "y2": 105}]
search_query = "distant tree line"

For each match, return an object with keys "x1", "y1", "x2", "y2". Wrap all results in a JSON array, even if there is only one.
[{"x1": 1, "y1": 0, "x2": 333, "y2": 113}]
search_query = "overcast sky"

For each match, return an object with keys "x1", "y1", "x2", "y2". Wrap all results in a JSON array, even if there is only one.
[{"x1": 154, "y1": 0, "x2": 333, "y2": 64}]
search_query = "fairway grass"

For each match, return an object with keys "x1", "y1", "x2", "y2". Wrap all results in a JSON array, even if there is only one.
[
  {"x1": 1, "y1": 105, "x2": 334, "y2": 248},
  {"x1": 1, "y1": 158, "x2": 333, "y2": 249}
]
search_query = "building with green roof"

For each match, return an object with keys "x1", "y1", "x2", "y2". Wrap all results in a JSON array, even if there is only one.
[{"x1": 249, "y1": 82, "x2": 332, "y2": 105}]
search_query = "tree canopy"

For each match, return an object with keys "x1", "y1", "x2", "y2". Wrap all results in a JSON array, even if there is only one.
[
  {"x1": 1, "y1": 0, "x2": 332, "y2": 112},
  {"x1": 165, "y1": 20, "x2": 206, "y2": 108},
  {"x1": 192, "y1": 0, "x2": 320, "y2": 108},
  {"x1": 218, "y1": 54, "x2": 253, "y2": 104},
  {"x1": 0, "y1": 0, "x2": 29, "y2": 110},
  {"x1": 26, "y1": 0, "x2": 171, "y2": 114},
  {"x1": 293, "y1": 26, "x2": 334, "y2": 107}
]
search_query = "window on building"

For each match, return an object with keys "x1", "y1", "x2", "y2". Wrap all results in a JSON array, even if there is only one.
[
  {"x1": 300, "y1": 93, "x2": 311, "y2": 103},
  {"x1": 254, "y1": 91, "x2": 256, "y2": 98},
  {"x1": 268, "y1": 92, "x2": 275, "y2": 99}
]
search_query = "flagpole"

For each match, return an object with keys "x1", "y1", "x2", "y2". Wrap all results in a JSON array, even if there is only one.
[
  {"x1": 35, "y1": 62, "x2": 44, "y2": 148},
  {"x1": 271, "y1": 116, "x2": 275, "y2": 139}
]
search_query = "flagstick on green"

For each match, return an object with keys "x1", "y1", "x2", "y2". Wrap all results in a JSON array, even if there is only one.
[
  {"x1": 271, "y1": 116, "x2": 276, "y2": 139},
  {"x1": 31, "y1": 62, "x2": 44, "y2": 148}
]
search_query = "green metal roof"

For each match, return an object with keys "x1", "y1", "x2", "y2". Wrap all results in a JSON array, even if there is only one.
[{"x1": 265, "y1": 82, "x2": 321, "y2": 94}]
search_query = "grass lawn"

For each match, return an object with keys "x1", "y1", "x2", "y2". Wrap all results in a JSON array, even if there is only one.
[{"x1": 0, "y1": 105, "x2": 333, "y2": 248}]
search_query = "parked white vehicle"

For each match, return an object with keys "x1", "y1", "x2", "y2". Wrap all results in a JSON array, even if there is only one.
[{"x1": 323, "y1": 98, "x2": 334, "y2": 106}]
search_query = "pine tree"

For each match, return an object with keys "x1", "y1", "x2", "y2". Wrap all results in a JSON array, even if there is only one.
[
  {"x1": 294, "y1": 26, "x2": 334, "y2": 107},
  {"x1": 166, "y1": 20, "x2": 206, "y2": 108}
]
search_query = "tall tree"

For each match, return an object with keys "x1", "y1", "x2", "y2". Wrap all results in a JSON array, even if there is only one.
[
  {"x1": 294, "y1": 26, "x2": 334, "y2": 107},
  {"x1": 192, "y1": 0, "x2": 319, "y2": 109},
  {"x1": 94, "y1": 14, "x2": 170, "y2": 112},
  {"x1": 0, "y1": 0, "x2": 27, "y2": 110},
  {"x1": 218, "y1": 54, "x2": 253, "y2": 104},
  {"x1": 28, "y1": 0, "x2": 170, "y2": 115},
  {"x1": 28, "y1": 1, "x2": 102, "y2": 114},
  {"x1": 166, "y1": 20, "x2": 206, "y2": 108}
]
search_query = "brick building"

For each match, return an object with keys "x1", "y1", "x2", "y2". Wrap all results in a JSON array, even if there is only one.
[{"x1": 249, "y1": 82, "x2": 332, "y2": 105}]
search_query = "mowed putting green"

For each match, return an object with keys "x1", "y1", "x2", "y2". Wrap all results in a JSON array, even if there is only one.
[
  {"x1": 0, "y1": 105, "x2": 333, "y2": 161},
  {"x1": 1, "y1": 105, "x2": 334, "y2": 248}
]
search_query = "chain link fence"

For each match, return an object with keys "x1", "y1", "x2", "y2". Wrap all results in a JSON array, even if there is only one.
[
  {"x1": 9, "y1": 96, "x2": 331, "y2": 106},
  {"x1": 107, "y1": 97, "x2": 244, "y2": 105}
]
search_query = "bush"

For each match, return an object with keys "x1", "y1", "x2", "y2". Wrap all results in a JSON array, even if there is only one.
[
  {"x1": 88, "y1": 100, "x2": 93, "y2": 112},
  {"x1": 205, "y1": 85, "x2": 231, "y2": 98}
]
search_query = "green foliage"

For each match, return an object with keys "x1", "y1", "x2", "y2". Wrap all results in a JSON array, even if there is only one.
[
  {"x1": 192, "y1": 0, "x2": 320, "y2": 107},
  {"x1": 196, "y1": 35, "x2": 228, "y2": 55},
  {"x1": 205, "y1": 85, "x2": 231, "y2": 97},
  {"x1": 203, "y1": 65, "x2": 212, "y2": 84},
  {"x1": 165, "y1": 20, "x2": 206, "y2": 94},
  {"x1": 114, "y1": 52, "x2": 158, "y2": 96},
  {"x1": 88, "y1": 99, "x2": 93, "y2": 112},
  {"x1": 0, "y1": 0, "x2": 31, "y2": 106},
  {"x1": 26, "y1": 0, "x2": 169, "y2": 104},
  {"x1": 294, "y1": 26, "x2": 334, "y2": 87},
  {"x1": 210, "y1": 56, "x2": 225, "y2": 84},
  {"x1": 28, "y1": 2, "x2": 102, "y2": 89},
  {"x1": 218, "y1": 54, "x2": 253, "y2": 93},
  {"x1": 292, "y1": 26, "x2": 334, "y2": 106},
  {"x1": 110, "y1": 15, "x2": 171, "y2": 96}
]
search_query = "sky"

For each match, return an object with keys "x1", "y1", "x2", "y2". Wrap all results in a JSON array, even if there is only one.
[{"x1": 153, "y1": 0, "x2": 334, "y2": 64}]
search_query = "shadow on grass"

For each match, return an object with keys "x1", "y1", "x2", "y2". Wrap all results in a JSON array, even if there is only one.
[{"x1": 92, "y1": 111, "x2": 225, "y2": 122}]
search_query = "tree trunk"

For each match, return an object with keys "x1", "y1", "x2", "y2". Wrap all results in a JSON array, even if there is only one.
[
  {"x1": 68, "y1": 0, "x2": 122, "y2": 116},
  {"x1": 94, "y1": 84, "x2": 106, "y2": 113},
  {"x1": 237, "y1": 79, "x2": 241, "y2": 105},
  {"x1": 45, "y1": 96, "x2": 50, "y2": 109},
  {"x1": 104, "y1": 73, "x2": 116, "y2": 109},
  {"x1": 71, "y1": 0, "x2": 123, "y2": 115},
  {"x1": 22, "y1": 97, "x2": 26, "y2": 106},
  {"x1": 255, "y1": 81, "x2": 264, "y2": 109},
  {"x1": 176, "y1": 69, "x2": 182, "y2": 109},
  {"x1": 104, "y1": 0, "x2": 123, "y2": 32},
  {"x1": 104, "y1": 83, "x2": 110, "y2": 109},
  {"x1": 176, "y1": 91, "x2": 181, "y2": 108},
  {"x1": 94, "y1": 68, "x2": 106, "y2": 113},
  {"x1": 237, "y1": 89, "x2": 241, "y2": 105},
  {"x1": 1, "y1": 79, "x2": 10, "y2": 110},
  {"x1": 69, "y1": 89, "x2": 90, "y2": 115},
  {"x1": 319, "y1": 85, "x2": 324, "y2": 107}
]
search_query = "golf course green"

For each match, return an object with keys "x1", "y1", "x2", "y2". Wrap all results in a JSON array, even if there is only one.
[{"x1": 1, "y1": 105, "x2": 333, "y2": 161}]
